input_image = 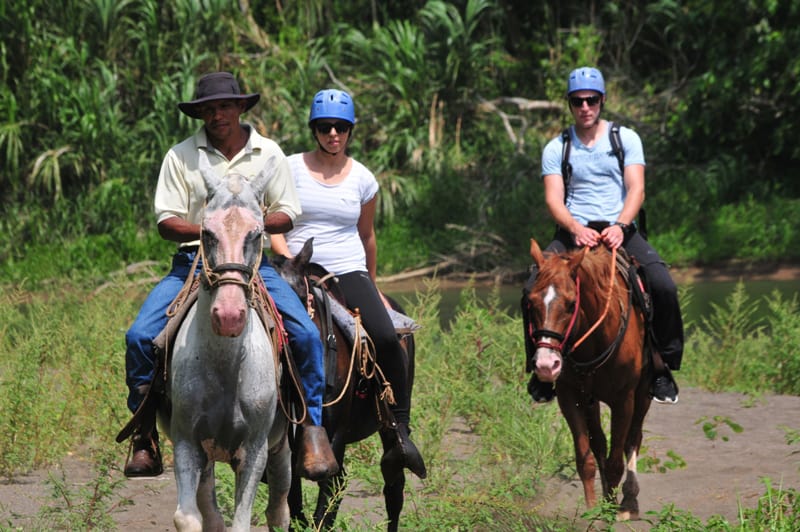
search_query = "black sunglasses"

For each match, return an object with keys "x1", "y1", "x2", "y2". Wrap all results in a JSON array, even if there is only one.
[
  {"x1": 314, "y1": 121, "x2": 352, "y2": 134},
  {"x1": 569, "y1": 95, "x2": 602, "y2": 107}
]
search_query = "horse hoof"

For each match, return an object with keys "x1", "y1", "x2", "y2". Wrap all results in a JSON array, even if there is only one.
[{"x1": 616, "y1": 510, "x2": 638, "y2": 521}]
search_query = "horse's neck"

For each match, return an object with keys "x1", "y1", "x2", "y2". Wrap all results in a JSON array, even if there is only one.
[{"x1": 577, "y1": 266, "x2": 624, "y2": 334}]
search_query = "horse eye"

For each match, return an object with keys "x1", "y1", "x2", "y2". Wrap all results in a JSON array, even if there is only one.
[
  {"x1": 243, "y1": 230, "x2": 263, "y2": 262},
  {"x1": 201, "y1": 230, "x2": 218, "y2": 249}
]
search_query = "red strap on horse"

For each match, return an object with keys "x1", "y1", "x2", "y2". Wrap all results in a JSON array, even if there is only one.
[{"x1": 530, "y1": 276, "x2": 581, "y2": 354}]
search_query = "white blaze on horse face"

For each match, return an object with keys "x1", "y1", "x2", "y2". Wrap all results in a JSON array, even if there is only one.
[{"x1": 534, "y1": 283, "x2": 563, "y2": 382}]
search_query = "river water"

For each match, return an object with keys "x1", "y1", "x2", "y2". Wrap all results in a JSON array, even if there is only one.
[{"x1": 384, "y1": 278, "x2": 800, "y2": 327}]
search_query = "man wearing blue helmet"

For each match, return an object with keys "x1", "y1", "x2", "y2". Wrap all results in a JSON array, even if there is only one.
[
  {"x1": 525, "y1": 67, "x2": 683, "y2": 404},
  {"x1": 271, "y1": 89, "x2": 427, "y2": 479}
]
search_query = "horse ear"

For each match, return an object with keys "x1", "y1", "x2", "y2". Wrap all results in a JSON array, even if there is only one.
[
  {"x1": 294, "y1": 237, "x2": 314, "y2": 267},
  {"x1": 530, "y1": 238, "x2": 545, "y2": 267},
  {"x1": 198, "y1": 150, "x2": 221, "y2": 194},
  {"x1": 567, "y1": 246, "x2": 588, "y2": 275},
  {"x1": 250, "y1": 155, "x2": 276, "y2": 199}
]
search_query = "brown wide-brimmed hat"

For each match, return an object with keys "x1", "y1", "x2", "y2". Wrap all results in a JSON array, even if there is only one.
[{"x1": 178, "y1": 72, "x2": 260, "y2": 119}]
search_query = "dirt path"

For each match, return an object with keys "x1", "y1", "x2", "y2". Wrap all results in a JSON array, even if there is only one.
[
  {"x1": 536, "y1": 387, "x2": 800, "y2": 529},
  {"x1": 2, "y1": 388, "x2": 798, "y2": 530}
]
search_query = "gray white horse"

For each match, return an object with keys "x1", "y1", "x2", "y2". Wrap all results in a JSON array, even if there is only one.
[{"x1": 163, "y1": 153, "x2": 290, "y2": 531}]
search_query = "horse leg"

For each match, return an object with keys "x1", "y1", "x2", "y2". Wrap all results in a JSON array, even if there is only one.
[
  {"x1": 380, "y1": 430, "x2": 406, "y2": 532},
  {"x1": 313, "y1": 438, "x2": 347, "y2": 530},
  {"x1": 314, "y1": 467, "x2": 347, "y2": 530},
  {"x1": 383, "y1": 476, "x2": 405, "y2": 532},
  {"x1": 287, "y1": 467, "x2": 307, "y2": 530},
  {"x1": 557, "y1": 394, "x2": 598, "y2": 508},
  {"x1": 264, "y1": 433, "x2": 292, "y2": 529},
  {"x1": 172, "y1": 441, "x2": 206, "y2": 532},
  {"x1": 197, "y1": 466, "x2": 225, "y2": 532},
  {"x1": 585, "y1": 401, "x2": 608, "y2": 497},
  {"x1": 619, "y1": 384, "x2": 652, "y2": 520},
  {"x1": 605, "y1": 395, "x2": 636, "y2": 518}
]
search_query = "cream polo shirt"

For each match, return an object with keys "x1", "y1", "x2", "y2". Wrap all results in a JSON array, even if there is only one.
[{"x1": 154, "y1": 124, "x2": 300, "y2": 249}]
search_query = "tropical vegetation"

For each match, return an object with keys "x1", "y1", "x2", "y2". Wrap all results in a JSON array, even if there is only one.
[{"x1": 2, "y1": 0, "x2": 800, "y2": 286}]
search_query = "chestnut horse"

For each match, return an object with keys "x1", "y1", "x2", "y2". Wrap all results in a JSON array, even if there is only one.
[
  {"x1": 523, "y1": 239, "x2": 652, "y2": 520},
  {"x1": 273, "y1": 239, "x2": 420, "y2": 532}
]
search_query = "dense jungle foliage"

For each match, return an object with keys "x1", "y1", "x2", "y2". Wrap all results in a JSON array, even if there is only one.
[{"x1": 2, "y1": 0, "x2": 800, "y2": 284}]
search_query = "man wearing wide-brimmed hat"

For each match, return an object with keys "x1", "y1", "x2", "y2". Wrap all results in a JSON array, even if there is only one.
[{"x1": 121, "y1": 72, "x2": 338, "y2": 481}]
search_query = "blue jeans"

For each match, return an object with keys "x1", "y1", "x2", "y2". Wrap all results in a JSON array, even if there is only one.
[{"x1": 125, "y1": 249, "x2": 325, "y2": 425}]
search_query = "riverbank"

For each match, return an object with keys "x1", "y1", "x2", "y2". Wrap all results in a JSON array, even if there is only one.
[{"x1": 377, "y1": 260, "x2": 800, "y2": 292}]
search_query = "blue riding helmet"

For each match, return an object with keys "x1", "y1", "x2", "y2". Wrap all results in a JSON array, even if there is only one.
[
  {"x1": 308, "y1": 89, "x2": 355, "y2": 125},
  {"x1": 567, "y1": 67, "x2": 605, "y2": 96}
]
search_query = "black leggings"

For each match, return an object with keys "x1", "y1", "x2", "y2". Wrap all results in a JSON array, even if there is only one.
[{"x1": 336, "y1": 270, "x2": 411, "y2": 424}]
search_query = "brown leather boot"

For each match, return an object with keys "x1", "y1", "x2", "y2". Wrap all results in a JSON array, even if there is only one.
[
  {"x1": 380, "y1": 422, "x2": 427, "y2": 479},
  {"x1": 295, "y1": 425, "x2": 338, "y2": 481},
  {"x1": 124, "y1": 429, "x2": 163, "y2": 478}
]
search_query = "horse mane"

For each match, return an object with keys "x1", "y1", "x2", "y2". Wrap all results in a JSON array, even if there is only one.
[
  {"x1": 578, "y1": 247, "x2": 614, "y2": 285},
  {"x1": 537, "y1": 246, "x2": 616, "y2": 300}
]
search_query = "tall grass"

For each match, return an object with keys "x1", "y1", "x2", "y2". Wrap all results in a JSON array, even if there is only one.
[{"x1": 1, "y1": 278, "x2": 799, "y2": 529}]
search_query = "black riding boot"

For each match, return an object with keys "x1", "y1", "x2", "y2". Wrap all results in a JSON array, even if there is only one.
[
  {"x1": 651, "y1": 365, "x2": 679, "y2": 404},
  {"x1": 381, "y1": 421, "x2": 427, "y2": 479}
]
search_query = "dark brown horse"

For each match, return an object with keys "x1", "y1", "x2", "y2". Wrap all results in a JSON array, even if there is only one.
[
  {"x1": 273, "y1": 239, "x2": 419, "y2": 532},
  {"x1": 523, "y1": 239, "x2": 652, "y2": 520}
]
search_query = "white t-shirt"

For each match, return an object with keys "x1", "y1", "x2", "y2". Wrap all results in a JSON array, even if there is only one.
[{"x1": 285, "y1": 153, "x2": 379, "y2": 274}]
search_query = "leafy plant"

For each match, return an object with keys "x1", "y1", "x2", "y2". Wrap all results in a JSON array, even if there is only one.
[
  {"x1": 35, "y1": 451, "x2": 131, "y2": 531},
  {"x1": 697, "y1": 415, "x2": 744, "y2": 442}
]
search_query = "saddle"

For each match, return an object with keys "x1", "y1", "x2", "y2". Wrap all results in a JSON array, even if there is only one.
[
  {"x1": 116, "y1": 271, "x2": 301, "y2": 444},
  {"x1": 302, "y1": 264, "x2": 419, "y2": 424}
]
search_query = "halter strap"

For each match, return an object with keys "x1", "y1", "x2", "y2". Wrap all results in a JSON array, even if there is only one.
[{"x1": 531, "y1": 276, "x2": 581, "y2": 353}]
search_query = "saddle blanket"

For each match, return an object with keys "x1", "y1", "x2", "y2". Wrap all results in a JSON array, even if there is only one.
[{"x1": 313, "y1": 286, "x2": 420, "y2": 345}]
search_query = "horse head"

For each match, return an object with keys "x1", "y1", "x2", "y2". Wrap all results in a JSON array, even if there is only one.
[
  {"x1": 525, "y1": 239, "x2": 587, "y2": 382},
  {"x1": 197, "y1": 151, "x2": 270, "y2": 337},
  {"x1": 272, "y1": 237, "x2": 315, "y2": 302}
]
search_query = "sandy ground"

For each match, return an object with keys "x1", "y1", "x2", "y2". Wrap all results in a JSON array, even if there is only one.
[
  {"x1": 3, "y1": 264, "x2": 799, "y2": 530},
  {"x1": 1, "y1": 387, "x2": 798, "y2": 530}
]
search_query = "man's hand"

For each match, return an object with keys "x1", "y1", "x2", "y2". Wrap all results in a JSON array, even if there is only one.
[
  {"x1": 600, "y1": 224, "x2": 625, "y2": 250},
  {"x1": 572, "y1": 225, "x2": 601, "y2": 248}
]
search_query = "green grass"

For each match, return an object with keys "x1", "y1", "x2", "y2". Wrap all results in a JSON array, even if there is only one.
[{"x1": 1, "y1": 277, "x2": 799, "y2": 530}]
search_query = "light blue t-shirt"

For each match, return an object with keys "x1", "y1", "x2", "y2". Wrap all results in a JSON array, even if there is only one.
[{"x1": 541, "y1": 122, "x2": 645, "y2": 225}]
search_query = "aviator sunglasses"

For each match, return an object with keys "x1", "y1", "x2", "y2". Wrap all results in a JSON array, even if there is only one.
[
  {"x1": 315, "y1": 121, "x2": 352, "y2": 134},
  {"x1": 569, "y1": 95, "x2": 602, "y2": 107}
]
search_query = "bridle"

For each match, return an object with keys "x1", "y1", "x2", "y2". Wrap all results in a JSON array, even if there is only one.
[
  {"x1": 527, "y1": 248, "x2": 630, "y2": 370},
  {"x1": 531, "y1": 276, "x2": 581, "y2": 355},
  {"x1": 198, "y1": 230, "x2": 263, "y2": 298}
]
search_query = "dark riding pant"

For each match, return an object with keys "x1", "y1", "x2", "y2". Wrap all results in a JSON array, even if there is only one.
[
  {"x1": 530, "y1": 228, "x2": 684, "y2": 371},
  {"x1": 124, "y1": 249, "x2": 326, "y2": 425},
  {"x1": 336, "y1": 270, "x2": 411, "y2": 425}
]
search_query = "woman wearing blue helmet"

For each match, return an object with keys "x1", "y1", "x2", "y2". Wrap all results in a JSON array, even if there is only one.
[
  {"x1": 524, "y1": 67, "x2": 683, "y2": 405},
  {"x1": 271, "y1": 89, "x2": 427, "y2": 479}
]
